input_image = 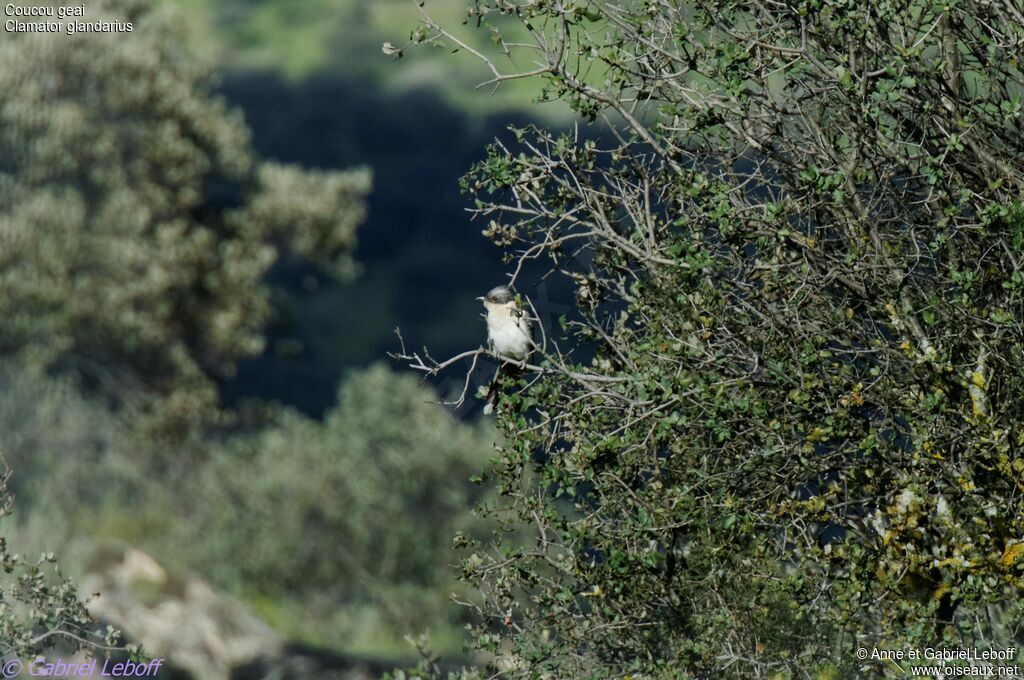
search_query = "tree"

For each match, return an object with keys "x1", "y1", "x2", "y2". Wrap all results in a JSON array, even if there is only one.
[
  {"x1": 172, "y1": 365, "x2": 497, "y2": 653},
  {"x1": 403, "y1": 0, "x2": 1024, "y2": 676},
  {"x1": 0, "y1": 0, "x2": 370, "y2": 433}
]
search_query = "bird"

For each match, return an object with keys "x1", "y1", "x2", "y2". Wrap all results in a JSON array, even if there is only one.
[{"x1": 477, "y1": 285, "x2": 533, "y2": 414}]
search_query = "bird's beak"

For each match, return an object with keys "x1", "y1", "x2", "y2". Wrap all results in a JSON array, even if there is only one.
[{"x1": 475, "y1": 296, "x2": 485, "y2": 301}]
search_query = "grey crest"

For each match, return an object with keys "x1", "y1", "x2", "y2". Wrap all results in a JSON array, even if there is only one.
[{"x1": 484, "y1": 285, "x2": 515, "y2": 304}]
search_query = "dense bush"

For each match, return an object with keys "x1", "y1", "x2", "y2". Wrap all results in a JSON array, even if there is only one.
[
  {"x1": 407, "y1": 0, "x2": 1024, "y2": 676},
  {"x1": 176, "y1": 365, "x2": 497, "y2": 652}
]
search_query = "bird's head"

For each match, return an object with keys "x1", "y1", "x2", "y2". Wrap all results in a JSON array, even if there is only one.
[{"x1": 477, "y1": 285, "x2": 516, "y2": 308}]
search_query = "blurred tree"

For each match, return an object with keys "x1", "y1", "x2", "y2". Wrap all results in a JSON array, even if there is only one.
[
  {"x1": 405, "y1": 0, "x2": 1024, "y2": 676},
  {"x1": 177, "y1": 365, "x2": 496, "y2": 652},
  {"x1": 0, "y1": 0, "x2": 369, "y2": 433}
]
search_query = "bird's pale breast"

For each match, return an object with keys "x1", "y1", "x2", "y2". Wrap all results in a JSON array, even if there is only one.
[{"x1": 486, "y1": 303, "x2": 532, "y2": 360}]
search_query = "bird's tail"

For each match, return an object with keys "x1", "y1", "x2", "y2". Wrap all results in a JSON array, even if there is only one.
[{"x1": 483, "y1": 362, "x2": 524, "y2": 415}]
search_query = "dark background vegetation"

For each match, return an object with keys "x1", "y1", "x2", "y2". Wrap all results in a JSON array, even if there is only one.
[{"x1": 219, "y1": 73, "x2": 531, "y2": 416}]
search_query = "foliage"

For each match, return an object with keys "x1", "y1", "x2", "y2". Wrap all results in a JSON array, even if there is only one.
[
  {"x1": 0, "y1": 0, "x2": 369, "y2": 431},
  {"x1": 411, "y1": 0, "x2": 1024, "y2": 676},
  {"x1": 138, "y1": 365, "x2": 493, "y2": 652},
  {"x1": 0, "y1": 356, "x2": 496, "y2": 659},
  {"x1": 0, "y1": 458, "x2": 120, "y2": 658}
]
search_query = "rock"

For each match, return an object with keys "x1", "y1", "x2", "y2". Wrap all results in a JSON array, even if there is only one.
[
  {"x1": 82, "y1": 546, "x2": 283, "y2": 680},
  {"x1": 80, "y1": 548, "x2": 448, "y2": 680},
  {"x1": 80, "y1": 546, "x2": 426, "y2": 679}
]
